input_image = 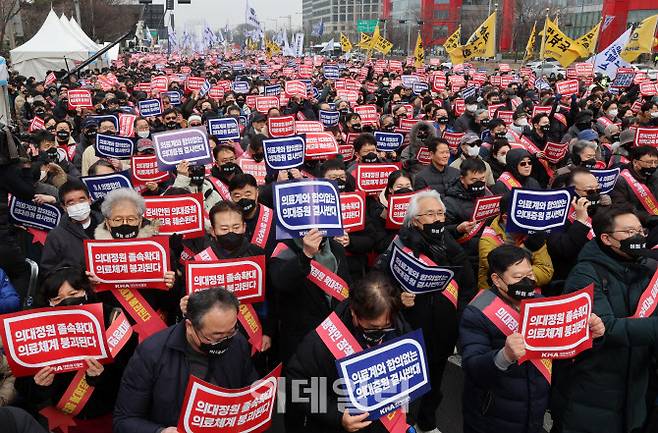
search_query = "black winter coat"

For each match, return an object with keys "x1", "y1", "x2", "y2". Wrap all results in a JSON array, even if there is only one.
[
  {"x1": 113, "y1": 322, "x2": 257, "y2": 433},
  {"x1": 41, "y1": 211, "x2": 103, "y2": 272}
]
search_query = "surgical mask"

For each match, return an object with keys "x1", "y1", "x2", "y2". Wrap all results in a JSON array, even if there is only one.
[
  {"x1": 394, "y1": 187, "x2": 413, "y2": 194},
  {"x1": 216, "y1": 232, "x2": 244, "y2": 250},
  {"x1": 137, "y1": 130, "x2": 150, "y2": 138},
  {"x1": 515, "y1": 118, "x2": 528, "y2": 127},
  {"x1": 467, "y1": 145, "x2": 480, "y2": 157},
  {"x1": 362, "y1": 152, "x2": 379, "y2": 163},
  {"x1": 610, "y1": 134, "x2": 620, "y2": 142},
  {"x1": 110, "y1": 224, "x2": 140, "y2": 239},
  {"x1": 619, "y1": 234, "x2": 647, "y2": 257},
  {"x1": 607, "y1": 109, "x2": 618, "y2": 118},
  {"x1": 468, "y1": 180, "x2": 486, "y2": 196},
  {"x1": 505, "y1": 277, "x2": 536, "y2": 300},
  {"x1": 351, "y1": 124, "x2": 362, "y2": 131},
  {"x1": 651, "y1": 112, "x2": 658, "y2": 118},
  {"x1": 237, "y1": 198, "x2": 256, "y2": 215},
  {"x1": 466, "y1": 104, "x2": 478, "y2": 113},
  {"x1": 196, "y1": 331, "x2": 234, "y2": 356},
  {"x1": 422, "y1": 220, "x2": 445, "y2": 241},
  {"x1": 165, "y1": 121, "x2": 178, "y2": 129},
  {"x1": 67, "y1": 202, "x2": 91, "y2": 222},
  {"x1": 496, "y1": 154, "x2": 507, "y2": 165}
]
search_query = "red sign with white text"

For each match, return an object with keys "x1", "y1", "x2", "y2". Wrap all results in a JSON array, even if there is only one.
[
  {"x1": 0, "y1": 304, "x2": 111, "y2": 377},
  {"x1": 338, "y1": 144, "x2": 355, "y2": 162},
  {"x1": 185, "y1": 256, "x2": 266, "y2": 302},
  {"x1": 295, "y1": 121, "x2": 324, "y2": 134},
  {"x1": 353, "y1": 105, "x2": 379, "y2": 125},
  {"x1": 268, "y1": 115, "x2": 296, "y2": 138},
  {"x1": 387, "y1": 192, "x2": 415, "y2": 229},
  {"x1": 471, "y1": 195, "x2": 502, "y2": 221},
  {"x1": 255, "y1": 96, "x2": 280, "y2": 113},
  {"x1": 238, "y1": 158, "x2": 267, "y2": 185},
  {"x1": 144, "y1": 194, "x2": 204, "y2": 238},
  {"x1": 355, "y1": 163, "x2": 401, "y2": 195},
  {"x1": 339, "y1": 191, "x2": 366, "y2": 233},
  {"x1": 519, "y1": 285, "x2": 593, "y2": 362},
  {"x1": 544, "y1": 141, "x2": 569, "y2": 163},
  {"x1": 285, "y1": 80, "x2": 307, "y2": 98},
  {"x1": 186, "y1": 77, "x2": 206, "y2": 92},
  {"x1": 67, "y1": 90, "x2": 93, "y2": 109},
  {"x1": 131, "y1": 155, "x2": 169, "y2": 185},
  {"x1": 84, "y1": 237, "x2": 170, "y2": 291},
  {"x1": 443, "y1": 131, "x2": 465, "y2": 152},
  {"x1": 555, "y1": 79, "x2": 579, "y2": 96},
  {"x1": 177, "y1": 365, "x2": 281, "y2": 433},
  {"x1": 336, "y1": 89, "x2": 359, "y2": 104},
  {"x1": 635, "y1": 128, "x2": 658, "y2": 147},
  {"x1": 304, "y1": 132, "x2": 338, "y2": 160}
]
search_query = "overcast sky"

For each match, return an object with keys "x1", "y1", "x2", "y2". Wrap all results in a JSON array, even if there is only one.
[{"x1": 151, "y1": 0, "x2": 302, "y2": 32}]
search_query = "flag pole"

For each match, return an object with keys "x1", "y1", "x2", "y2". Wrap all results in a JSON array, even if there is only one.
[{"x1": 540, "y1": 8, "x2": 549, "y2": 75}]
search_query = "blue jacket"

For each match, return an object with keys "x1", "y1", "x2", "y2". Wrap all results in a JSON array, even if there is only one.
[
  {"x1": 460, "y1": 289, "x2": 549, "y2": 433},
  {"x1": 0, "y1": 269, "x2": 19, "y2": 314},
  {"x1": 113, "y1": 322, "x2": 258, "y2": 433}
]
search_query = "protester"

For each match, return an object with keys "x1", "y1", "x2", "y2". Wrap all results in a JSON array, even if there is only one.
[
  {"x1": 450, "y1": 133, "x2": 495, "y2": 186},
  {"x1": 413, "y1": 137, "x2": 461, "y2": 196}
]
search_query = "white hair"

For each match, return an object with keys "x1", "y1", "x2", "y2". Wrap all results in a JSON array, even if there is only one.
[
  {"x1": 403, "y1": 190, "x2": 445, "y2": 228},
  {"x1": 101, "y1": 188, "x2": 146, "y2": 218}
]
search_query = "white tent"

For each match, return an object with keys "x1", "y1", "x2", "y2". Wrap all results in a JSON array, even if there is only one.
[
  {"x1": 10, "y1": 10, "x2": 95, "y2": 79},
  {"x1": 68, "y1": 17, "x2": 102, "y2": 51},
  {"x1": 60, "y1": 14, "x2": 98, "y2": 52}
]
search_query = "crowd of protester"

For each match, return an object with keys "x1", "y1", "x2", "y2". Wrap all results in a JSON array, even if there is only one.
[{"x1": 0, "y1": 51, "x2": 657, "y2": 433}]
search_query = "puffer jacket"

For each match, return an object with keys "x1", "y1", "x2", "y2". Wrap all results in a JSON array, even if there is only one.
[{"x1": 400, "y1": 121, "x2": 437, "y2": 175}]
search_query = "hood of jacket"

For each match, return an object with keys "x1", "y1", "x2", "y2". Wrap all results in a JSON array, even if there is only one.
[
  {"x1": 505, "y1": 148, "x2": 531, "y2": 180},
  {"x1": 94, "y1": 218, "x2": 161, "y2": 240},
  {"x1": 407, "y1": 120, "x2": 437, "y2": 156}
]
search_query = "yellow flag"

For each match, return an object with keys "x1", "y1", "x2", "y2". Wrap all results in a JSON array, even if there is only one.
[
  {"x1": 357, "y1": 33, "x2": 372, "y2": 49},
  {"x1": 524, "y1": 21, "x2": 536, "y2": 61},
  {"x1": 370, "y1": 24, "x2": 393, "y2": 55},
  {"x1": 621, "y1": 14, "x2": 658, "y2": 63},
  {"x1": 462, "y1": 12, "x2": 496, "y2": 60},
  {"x1": 540, "y1": 17, "x2": 578, "y2": 67},
  {"x1": 340, "y1": 33, "x2": 352, "y2": 53},
  {"x1": 572, "y1": 20, "x2": 601, "y2": 57},
  {"x1": 414, "y1": 32, "x2": 424, "y2": 68},
  {"x1": 443, "y1": 26, "x2": 464, "y2": 64}
]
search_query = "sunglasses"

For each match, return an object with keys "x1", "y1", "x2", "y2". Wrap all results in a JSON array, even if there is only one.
[{"x1": 519, "y1": 161, "x2": 532, "y2": 167}]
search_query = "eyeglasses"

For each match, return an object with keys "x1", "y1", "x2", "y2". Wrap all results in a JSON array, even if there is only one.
[
  {"x1": 519, "y1": 161, "x2": 532, "y2": 167},
  {"x1": 164, "y1": 116, "x2": 177, "y2": 122},
  {"x1": 608, "y1": 228, "x2": 648, "y2": 237},
  {"x1": 417, "y1": 210, "x2": 445, "y2": 218},
  {"x1": 195, "y1": 323, "x2": 239, "y2": 343},
  {"x1": 108, "y1": 216, "x2": 140, "y2": 225}
]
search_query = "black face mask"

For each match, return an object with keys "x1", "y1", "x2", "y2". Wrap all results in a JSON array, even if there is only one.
[
  {"x1": 581, "y1": 158, "x2": 597, "y2": 169},
  {"x1": 252, "y1": 152, "x2": 264, "y2": 163},
  {"x1": 540, "y1": 124, "x2": 551, "y2": 133},
  {"x1": 362, "y1": 152, "x2": 379, "y2": 163},
  {"x1": 640, "y1": 166, "x2": 657, "y2": 179},
  {"x1": 422, "y1": 220, "x2": 445, "y2": 241},
  {"x1": 110, "y1": 224, "x2": 140, "y2": 239},
  {"x1": 220, "y1": 162, "x2": 239, "y2": 177},
  {"x1": 336, "y1": 178, "x2": 346, "y2": 192},
  {"x1": 619, "y1": 234, "x2": 647, "y2": 257},
  {"x1": 56, "y1": 294, "x2": 88, "y2": 307},
  {"x1": 395, "y1": 187, "x2": 413, "y2": 194},
  {"x1": 585, "y1": 190, "x2": 601, "y2": 206},
  {"x1": 216, "y1": 232, "x2": 244, "y2": 250},
  {"x1": 35, "y1": 109, "x2": 46, "y2": 117},
  {"x1": 238, "y1": 198, "x2": 256, "y2": 215},
  {"x1": 56, "y1": 131, "x2": 70, "y2": 142},
  {"x1": 165, "y1": 121, "x2": 179, "y2": 130},
  {"x1": 199, "y1": 335, "x2": 233, "y2": 356},
  {"x1": 610, "y1": 134, "x2": 620, "y2": 142},
  {"x1": 480, "y1": 120, "x2": 490, "y2": 129},
  {"x1": 351, "y1": 124, "x2": 362, "y2": 132},
  {"x1": 437, "y1": 117, "x2": 449, "y2": 125},
  {"x1": 358, "y1": 326, "x2": 396, "y2": 347},
  {"x1": 468, "y1": 180, "x2": 486, "y2": 196},
  {"x1": 495, "y1": 132, "x2": 507, "y2": 139},
  {"x1": 45, "y1": 147, "x2": 59, "y2": 163},
  {"x1": 505, "y1": 277, "x2": 536, "y2": 300},
  {"x1": 576, "y1": 122, "x2": 590, "y2": 131}
]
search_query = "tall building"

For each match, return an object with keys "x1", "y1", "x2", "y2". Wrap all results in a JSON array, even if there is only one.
[{"x1": 302, "y1": 0, "x2": 383, "y2": 41}]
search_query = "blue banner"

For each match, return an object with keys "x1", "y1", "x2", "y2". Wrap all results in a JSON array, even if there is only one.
[
  {"x1": 274, "y1": 180, "x2": 343, "y2": 239},
  {"x1": 389, "y1": 243, "x2": 455, "y2": 294},
  {"x1": 264, "y1": 84, "x2": 281, "y2": 96},
  {"x1": 319, "y1": 110, "x2": 340, "y2": 128},
  {"x1": 152, "y1": 127, "x2": 212, "y2": 170},
  {"x1": 400, "y1": 75, "x2": 420, "y2": 88},
  {"x1": 336, "y1": 329, "x2": 430, "y2": 420},
  {"x1": 590, "y1": 167, "x2": 620, "y2": 194},
  {"x1": 208, "y1": 118, "x2": 240, "y2": 141},
  {"x1": 81, "y1": 171, "x2": 132, "y2": 201},
  {"x1": 310, "y1": 87, "x2": 320, "y2": 99},
  {"x1": 412, "y1": 82, "x2": 429, "y2": 94},
  {"x1": 9, "y1": 196, "x2": 61, "y2": 231},
  {"x1": 263, "y1": 136, "x2": 305, "y2": 170},
  {"x1": 323, "y1": 65, "x2": 340, "y2": 80},
  {"x1": 163, "y1": 91, "x2": 182, "y2": 105},
  {"x1": 374, "y1": 132, "x2": 404, "y2": 152},
  {"x1": 232, "y1": 81, "x2": 250, "y2": 94},
  {"x1": 506, "y1": 188, "x2": 570, "y2": 233},
  {"x1": 95, "y1": 134, "x2": 135, "y2": 159},
  {"x1": 138, "y1": 98, "x2": 162, "y2": 117},
  {"x1": 87, "y1": 115, "x2": 118, "y2": 130}
]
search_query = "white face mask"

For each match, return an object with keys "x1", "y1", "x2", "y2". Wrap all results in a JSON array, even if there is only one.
[
  {"x1": 607, "y1": 109, "x2": 618, "y2": 118},
  {"x1": 67, "y1": 202, "x2": 91, "y2": 222},
  {"x1": 137, "y1": 130, "x2": 150, "y2": 138},
  {"x1": 651, "y1": 112, "x2": 658, "y2": 118},
  {"x1": 515, "y1": 118, "x2": 528, "y2": 127},
  {"x1": 466, "y1": 104, "x2": 478, "y2": 113},
  {"x1": 467, "y1": 145, "x2": 481, "y2": 157},
  {"x1": 496, "y1": 154, "x2": 507, "y2": 165}
]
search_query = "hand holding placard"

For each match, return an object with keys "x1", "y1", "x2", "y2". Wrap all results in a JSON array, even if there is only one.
[{"x1": 503, "y1": 332, "x2": 526, "y2": 362}]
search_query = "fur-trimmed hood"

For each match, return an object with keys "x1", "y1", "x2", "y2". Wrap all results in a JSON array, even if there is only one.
[{"x1": 94, "y1": 219, "x2": 161, "y2": 240}]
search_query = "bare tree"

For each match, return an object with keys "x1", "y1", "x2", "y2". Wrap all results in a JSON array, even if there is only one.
[{"x1": 0, "y1": 0, "x2": 22, "y2": 50}]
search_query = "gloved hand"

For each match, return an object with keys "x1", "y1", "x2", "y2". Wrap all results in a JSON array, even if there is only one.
[{"x1": 524, "y1": 231, "x2": 546, "y2": 252}]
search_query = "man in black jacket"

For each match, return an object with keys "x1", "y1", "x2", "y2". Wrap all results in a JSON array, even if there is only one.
[
  {"x1": 413, "y1": 137, "x2": 460, "y2": 197},
  {"x1": 41, "y1": 181, "x2": 102, "y2": 272},
  {"x1": 113, "y1": 288, "x2": 258, "y2": 433}
]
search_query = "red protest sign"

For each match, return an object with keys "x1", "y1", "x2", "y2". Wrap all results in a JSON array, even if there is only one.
[
  {"x1": 119, "y1": 113, "x2": 137, "y2": 137},
  {"x1": 150, "y1": 76, "x2": 169, "y2": 94},
  {"x1": 353, "y1": 105, "x2": 379, "y2": 126},
  {"x1": 519, "y1": 285, "x2": 594, "y2": 362},
  {"x1": 0, "y1": 304, "x2": 111, "y2": 377},
  {"x1": 336, "y1": 89, "x2": 359, "y2": 104},
  {"x1": 555, "y1": 79, "x2": 579, "y2": 96},
  {"x1": 575, "y1": 63, "x2": 593, "y2": 77},
  {"x1": 131, "y1": 155, "x2": 169, "y2": 185},
  {"x1": 532, "y1": 105, "x2": 552, "y2": 117},
  {"x1": 185, "y1": 256, "x2": 266, "y2": 302},
  {"x1": 208, "y1": 86, "x2": 225, "y2": 100},
  {"x1": 635, "y1": 128, "x2": 658, "y2": 147},
  {"x1": 498, "y1": 63, "x2": 511, "y2": 73},
  {"x1": 144, "y1": 194, "x2": 204, "y2": 238},
  {"x1": 304, "y1": 132, "x2": 338, "y2": 160},
  {"x1": 443, "y1": 131, "x2": 464, "y2": 153},
  {"x1": 238, "y1": 158, "x2": 267, "y2": 185},
  {"x1": 268, "y1": 115, "x2": 296, "y2": 138},
  {"x1": 255, "y1": 96, "x2": 280, "y2": 113},
  {"x1": 471, "y1": 195, "x2": 502, "y2": 222},
  {"x1": 186, "y1": 77, "x2": 206, "y2": 92},
  {"x1": 487, "y1": 104, "x2": 505, "y2": 119},
  {"x1": 245, "y1": 95, "x2": 257, "y2": 110},
  {"x1": 339, "y1": 191, "x2": 366, "y2": 233},
  {"x1": 640, "y1": 82, "x2": 658, "y2": 97},
  {"x1": 84, "y1": 237, "x2": 170, "y2": 292},
  {"x1": 28, "y1": 116, "x2": 45, "y2": 133},
  {"x1": 355, "y1": 163, "x2": 401, "y2": 195},
  {"x1": 453, "y1": 98, "x2": 465, "y2": 116},
  {"x1": 177, "y1": 364, "x2": 281, "y2": 433},
  {"x1": 398, "y1": 118, "x2": 420, "y2": 132},
  {"x1": 67, "y1": 89, "x2": 93, "y2": 109},
  {"x1": 497, "y1": 110, "x2": 514, "y2": 125},
  {"x1": 416, "y1": 147, "x2": 432, "y2": 165},
  {"x1": 285, "y1": 80, "x2": 307, "y2": 98},
  {"x1": 338, "y1": 144, "x2": 355, "y2": 162},
  {"x1": 295, "y1": 121, "x2": 324, "y2": 134},
  {"x1": 431, "y1": 73, "x2": 446, "y2": 92},
  {"x1": 387, "y1": 191, "x2": 415, "y2": 229},
  {"x1": 544, "y1": 141, "x2": 569, "y2": 163}
]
